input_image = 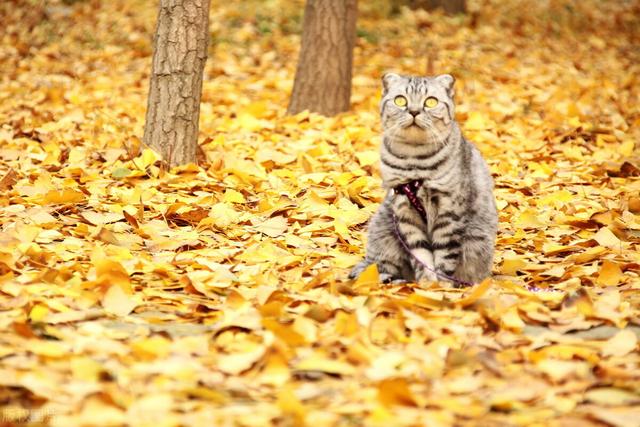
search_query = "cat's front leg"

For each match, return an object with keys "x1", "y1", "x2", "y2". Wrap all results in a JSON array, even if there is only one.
[
  {"x1": 430, "y1": 210, "x2": 464, "y2": 286},
  {"x1": 408, "y1": 247, "x2": 438, "y2": 282},
  {"x1": 392, "y1": 197, "x2": 438, "y2": 283}
]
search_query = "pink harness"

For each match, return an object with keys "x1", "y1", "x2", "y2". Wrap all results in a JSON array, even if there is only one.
[{"x1": 394, "y1": 180, "x2": 428, "y2": 223}]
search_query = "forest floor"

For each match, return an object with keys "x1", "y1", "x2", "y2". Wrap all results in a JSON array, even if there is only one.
[{"x1": 1, "y1": 0, "x2": 639, "y2": 425}]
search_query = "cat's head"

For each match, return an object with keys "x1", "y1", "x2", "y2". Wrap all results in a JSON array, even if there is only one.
[{"x1": 380, "y1": 73, "x2": 456, "y2": 145}]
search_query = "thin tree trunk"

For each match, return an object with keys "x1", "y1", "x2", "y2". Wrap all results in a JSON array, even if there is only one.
[
  {"x1": 288, "y1": 0, "x2": 357, "y2": 116},
  {"x1": 410, "y1": 0, "x2": 466, "y2": 14},
  {"x1": 143, "y1": 0, "x2": 210, "y2": 166}
]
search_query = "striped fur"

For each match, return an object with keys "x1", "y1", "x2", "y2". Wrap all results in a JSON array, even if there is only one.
[{"x1": 350, "y1": 73, "x2": 498, "y2": 286}]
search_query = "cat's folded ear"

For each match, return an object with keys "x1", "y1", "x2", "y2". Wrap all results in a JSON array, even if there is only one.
[
  {"x1": 382, "y1": 72, "x2": 403, "y2": 95},
  {"x1": 435, "y1": 74, "x2": 455, "y2": 98},
  {"x1": 435, "y1": 74, "x2": 455, "y2": 89}
]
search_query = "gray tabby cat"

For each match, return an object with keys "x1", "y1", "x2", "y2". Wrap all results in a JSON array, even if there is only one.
[{"x1": 349, "y1": 73, "x2": 498, "y2": 286}]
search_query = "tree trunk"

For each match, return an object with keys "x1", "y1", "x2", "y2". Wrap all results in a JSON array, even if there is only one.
[
  {"x1": 288, "y1": 0, "x2": 357, "y2": 116},
  {"x1": 143, "y1": 0, "x2": 210, "y2": 166},
  {"x1": 410, "y1": 0, "x2": 466, "y2": 14}
]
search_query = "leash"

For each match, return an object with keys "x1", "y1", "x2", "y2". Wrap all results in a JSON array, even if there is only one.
[{"x1": 392, "y1": 180, "x2": 474, "y2": 287}]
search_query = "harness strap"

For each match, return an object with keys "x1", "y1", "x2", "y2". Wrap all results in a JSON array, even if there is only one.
[{"x1": 394, "y1": 180, "x2": 428, "y2": 223}]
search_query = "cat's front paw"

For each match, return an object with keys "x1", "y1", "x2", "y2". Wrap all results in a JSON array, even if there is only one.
[
  {"x1": 415, "y1": 268, "x2": 439, "y2": 283},
  {"x1": 380, "y1": 273, "x2": 408, "y2": 285}
]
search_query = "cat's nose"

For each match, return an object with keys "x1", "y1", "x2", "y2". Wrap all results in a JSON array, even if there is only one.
[{"x1": 408, "y1": 110, "x2": 420, "y2": 117}]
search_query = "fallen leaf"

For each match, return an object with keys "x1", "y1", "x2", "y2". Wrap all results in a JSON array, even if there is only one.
[
  {"x1": 102, "y1": 284, "x2": 138, "y2": 317},
  {"x1": 255, "y1": 216, "x2": 288, "y2": 237},
  {"x1": 276, "y1": 386, "x2": 306, "y2": 424},
  {"x1": 456, "y1": 278, "x2": 492, "y2": 307},
  {"x1": 377, "y1": 378, "x2": 419, "y2": 407},
  {"x1": 0, "y1": 168, "x2": 18, "y2": 190},
  {"x1": 43, "y1": 189, "x2": 85, "y2": 204},
  {"x1": 585, "y1": 388, "x2": 640, "y2": 406},
  {"x1": 596, "y1": 260, "x2": 624, "y2": 287},
  {"x1": 601, "y1": 329, "x2": 638, "y2": 357},
  {"x1": 593, "y1": 227, "x2": 622, "y2": 249}
]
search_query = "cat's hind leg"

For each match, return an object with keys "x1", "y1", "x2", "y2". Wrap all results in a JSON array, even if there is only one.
[{"x1": 455, "y1": 235, "x2": 495, "y2": 285}]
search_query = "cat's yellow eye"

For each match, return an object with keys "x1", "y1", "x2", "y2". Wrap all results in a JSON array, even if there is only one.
[
  {"x1": 394, "y1": 96, "x2": 407, "y2": 107},
  {"x1": 424, "y1": 97, "x2": 438, "y2": 108}
]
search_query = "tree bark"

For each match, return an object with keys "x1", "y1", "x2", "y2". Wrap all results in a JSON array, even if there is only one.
[
  {"x1": 143, "y1": 0, "x2": 210, "y2": 166},
  {"x1": 288, "y1": 0, "x2": 357, "y2": 116},
  {"x1": 410, "y1": 0, "x2": 466, "y2": 14}
]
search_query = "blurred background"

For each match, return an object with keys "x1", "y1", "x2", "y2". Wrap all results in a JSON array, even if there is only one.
[{"x1": 1, "y1": 0, "x2": 638, "y2": 145}]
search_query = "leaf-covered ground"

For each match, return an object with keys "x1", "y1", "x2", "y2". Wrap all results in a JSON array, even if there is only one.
[{"x1": 1, "y1": 0, "x2": 639, "y2": 425}]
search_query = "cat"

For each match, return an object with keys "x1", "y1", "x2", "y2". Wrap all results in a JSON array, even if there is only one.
[{"x1": 349, "y1": 73, "x2": 498, "y2": 286}]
